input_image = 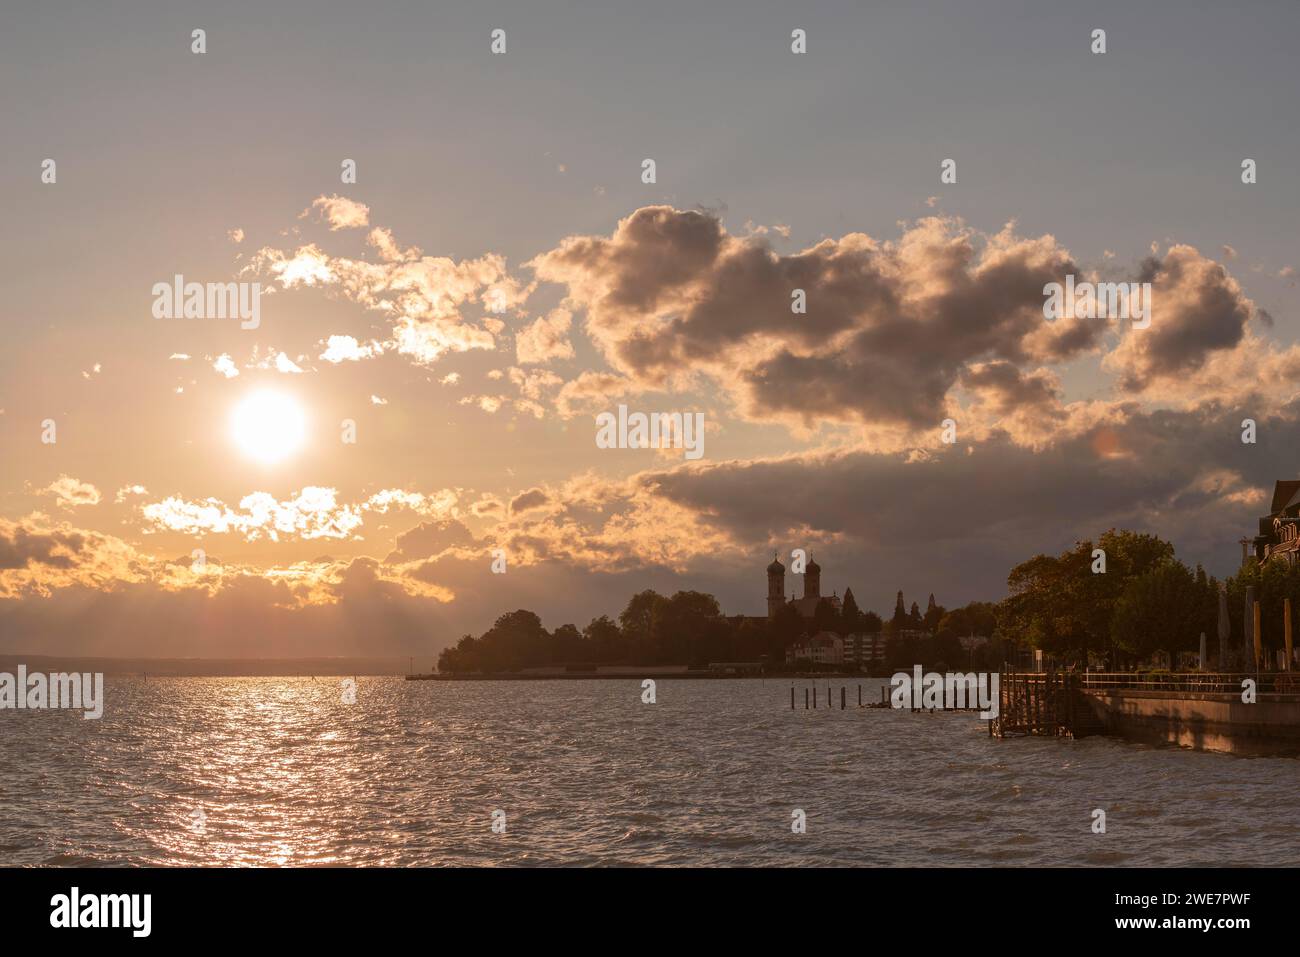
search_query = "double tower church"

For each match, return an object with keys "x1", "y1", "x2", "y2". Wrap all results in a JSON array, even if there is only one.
[{"x1": 766, "y1": 554, "x2": 845, "y2": 620}]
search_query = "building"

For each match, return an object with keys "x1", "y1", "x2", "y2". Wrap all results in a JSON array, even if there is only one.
[
  {"x1": 1250, "y1": 480, "x2": 1300, "y2": 566},
  {"x1": 785, "y1": 632, "x2": 844, "y2": 665},
  {"x1": 843, "y1": 632, "x2": 887, "y2": 669},
  {"x1": 766, "y1": 553, "x2": 843, "y2": 619}
]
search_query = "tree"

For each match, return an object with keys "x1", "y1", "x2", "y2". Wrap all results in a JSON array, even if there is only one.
[
  {"x1": 583, "y1": 615, "x2": 623, "y2": 663},
  {"x1": 480, "y1": 610, "x2": 549, "y2": 670},
  {"x1": 1000, "y1": 529, "x2": 1175, "y2": 667},
  {"x1": 550, "y1": 623, "x2": 584, "y2": 664},
  {"x1": 771, "y1": 602, "x2": 807, "y2": 659},
  {"x1": 1225, "y1": 557, "x2": 1300, "y2": 667},
  {"x1": 923, "y1": 594, "x2": 945, "y2": 632},
  {"x1": 841, "y1": 588, "x2": 864, "y2": 633},
  {"x1": 813, "y1": 597, "x2": 840, "y2": 634},
  {"x1": 619, "y1": 590, "x2": 667, "y2": 651},
  {"x1": 1111, "y1": 560, "x2": 1204, "y2": 665},
  {"x1": 655, "y1": 590, "x2": 723, "y2": 664},
  {"x1": 889, "y1": 590, "x2": 908, "y2": 635},
  {"x1": 437, "y1": 634, "x2": 479, "y2": 673}
]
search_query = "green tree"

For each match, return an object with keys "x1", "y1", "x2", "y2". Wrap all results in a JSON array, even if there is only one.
[
  {"x1": 619, "y1": 590, "x2": 668, "y2": 653},
  {"x1": 1001, "y1": 530, "x2": 1175, "y2": 667},
  {"x1": 1111, "y1": 560, "x2": 1204, "y2": 664}
]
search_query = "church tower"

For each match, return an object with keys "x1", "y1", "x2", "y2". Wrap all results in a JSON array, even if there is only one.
[
  {"x1": 805, "y1": 554, "x2": 821, "y2": 600},
  {"x1": 766, "y1": 554, "x2": 785, "y2": 618}
]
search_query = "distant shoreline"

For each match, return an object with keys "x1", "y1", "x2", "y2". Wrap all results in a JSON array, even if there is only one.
[
  {"x1": 411, "y1": 671, "x2": 887, "y2": 681},
  {"x1": 0, "y1": 654, "x2": 421, "y2": 678},
  {"x1": 0, "y1": 654, "x2": 882, "y2": 680},
  {"x1": 0, "y1": 657, "x2": 889, "y2": 681}
]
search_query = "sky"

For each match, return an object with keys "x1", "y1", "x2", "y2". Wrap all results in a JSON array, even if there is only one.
[{"x1": 2, "y1": 1, "x2": 1300, "y2": 657}]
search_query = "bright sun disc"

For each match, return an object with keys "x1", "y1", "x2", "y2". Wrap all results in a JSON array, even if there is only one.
[{"x1": 230, "y1": 390, "x2": 307, "y2": 464}]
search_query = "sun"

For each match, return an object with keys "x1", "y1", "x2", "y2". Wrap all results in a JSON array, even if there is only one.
[{"x1": 229, "y1": 390, "x2": 308, "y2": 465}]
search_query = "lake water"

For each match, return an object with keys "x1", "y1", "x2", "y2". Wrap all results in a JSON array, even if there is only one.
[{"x1": 0, "y1": 677, "x2": 1295, "y2": 866}]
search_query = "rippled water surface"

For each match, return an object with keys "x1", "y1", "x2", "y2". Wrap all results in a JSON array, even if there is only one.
[{"x1": 0, "y1": 677, "x2": 1295, "y2": 866}]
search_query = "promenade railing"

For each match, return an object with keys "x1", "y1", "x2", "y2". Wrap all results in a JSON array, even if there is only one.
[{"x1": 1078, "y1": 671, "x2": 1300, "y2": 695}]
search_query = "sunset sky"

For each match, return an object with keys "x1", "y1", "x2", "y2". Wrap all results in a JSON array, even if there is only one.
[{"x1": 3, "y1": 2, "x2": 1300, "y2": 657}]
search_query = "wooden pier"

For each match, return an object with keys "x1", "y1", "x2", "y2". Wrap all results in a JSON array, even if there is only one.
[{"x1": 992, "y1": 672, "x2": 1105, "y2": 738}]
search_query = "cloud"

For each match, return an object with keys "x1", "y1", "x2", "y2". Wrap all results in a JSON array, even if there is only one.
[
  {"x1": 249, "y1": 213, "x2": 530, "y2": 366},
  {"x1": 320, "y1": 335, "x2": 382, "y2": 363},
  {"x1": 213, "y1": 354, "x2": 240, "y2": 378},
  {"x1": 530, "y1": 208, "x2": 1093, "y2": 444},
  {"x1": 114, "y1": 485, "x2": 148, "y2": 504},
  {"x1": 515, "y1": 308, "x2": 575, "y2": 364},
  {"x1": 0, "y1": 515, "x2": 143, "y2": 597},
  {"x1": 1104, "y1": 246, "x2": 1254, "y2": 392},
  {"x1": 305, "y1": 194, "x2": 371, "y2": 231},
  {"x1": 385, "y1": 518, "x2": 476, "y2": 562},
  {"x1": 139, "y1": 487, "x2": 457, "y2": 542},
  {"x1": 274, "y1": 352, "x2": 304, "y2": 374},
  {"x1": 39, "y1": 476, "x2": 101, "y2": 509},
  {"x1": 555, "y1": 371, "x2": 640, "y2": 418},
  {"x1": 509, "y1": 488, "x2": 550, "y2": 514}
]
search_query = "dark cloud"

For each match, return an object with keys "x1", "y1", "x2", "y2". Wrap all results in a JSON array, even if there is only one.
[
  {"x1": 508, "y1": 488, "x2": 550, "y2": 514},
  {"x1": 385, "y1": 518, "x2": 476, "y2": 562},
  {"x1": 1116, "y1": 247, "x2": 1254, "y2": 391},
  {"x1": 0, "y1": 520, "x2": 88, "y2": 570},
  {"x1": 535, "y1": 208, "x2": 1092, "y2": 430}
]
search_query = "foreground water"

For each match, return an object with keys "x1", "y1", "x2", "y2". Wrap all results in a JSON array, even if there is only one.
[{"x1": 0, "y1": 677, "x2": 1295, "y2": 866}]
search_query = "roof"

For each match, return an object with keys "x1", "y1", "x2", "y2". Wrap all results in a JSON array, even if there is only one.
[{"x1": 1271, "y1": 480, "x2": 1300, "y2": 514}]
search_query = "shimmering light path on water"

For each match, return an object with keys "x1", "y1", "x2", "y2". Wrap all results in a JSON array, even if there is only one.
[{"x1": 0, "y1": 677, "x2": 1294, "y2": 866}]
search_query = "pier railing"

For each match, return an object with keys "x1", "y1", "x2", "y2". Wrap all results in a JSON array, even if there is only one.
[{"x1": 1078, "y1": 671, "x2": 1300, "y2": 695}]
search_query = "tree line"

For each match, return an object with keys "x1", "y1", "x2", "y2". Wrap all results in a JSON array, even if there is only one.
[
  {"x1": 436, "y1": 584, "x2": 997, "y2": 674},
  {"x1": 436, "y1": 529, "x2": 1294, "y2": 674},
  {"x1": 1000, "y1": 528, "x2": 1300, "y2": 669}
]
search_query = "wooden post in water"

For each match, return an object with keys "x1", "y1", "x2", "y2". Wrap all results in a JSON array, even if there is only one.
[
  {"x1": 841, "y1": 687, "x2": 846, "y2": 710},
  {"x1": 1286, "y1": 599, "x2": 1294, "y2": 673},
  {"x1": 791, "y1": 686, "x2": 795, "y2": 710},
  {"x1": 858, "y1": 685, "x2": 862, "y2": 707},
  {"x1": 805, "y1": 688, "x2": 809, "y2": 710},
  {"x1": 814, "y1": 686, "x2": 818, "y2": 709}
]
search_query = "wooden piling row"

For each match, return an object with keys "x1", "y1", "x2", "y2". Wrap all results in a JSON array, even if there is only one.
[{"x1": 790, "y1": 683, "x2": 865, "y2": 710}]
